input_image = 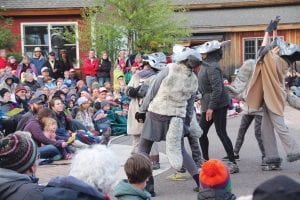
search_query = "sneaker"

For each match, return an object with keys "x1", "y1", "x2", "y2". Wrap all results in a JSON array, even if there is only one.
[
  {"x1": 228, "y1": 162, "x2": 239, "y2": 174},
  {"x1": 262, "y1": 164, "x2": 281, "y2": 171},
  {"x1": 167, "y1": 172, "x2": 187, "y2": 181},
  {"x1": 193, "y1": 186, "x2": 199, "y2": 192},
  {"x1": 152, "y1": 162, "x2": 160, "y2": 170},
  {"x1": 222, "y1": 154, "x2": 240, "y2": 161},
  {"x1": 177, "y1": 167, "x2": 186, "y2": 173}
]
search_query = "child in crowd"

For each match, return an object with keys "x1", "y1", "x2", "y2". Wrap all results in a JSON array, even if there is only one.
[
  {"x1": 198, "y1": 159, "x2": 236, "y2": 200},
  {"x1": 113, "y1": 64, "x2": 124, "y2": 91},
  {"x1": 113, "y1": 154, "x2": 152, "y2": 200},
  {"x1": 93, "y1": 102, "x2": 111, "y2": 145},
  {"x1": 42, "y1": 117, "x2": 73, "y2": 159},
  {"x1": 75, "y1": 96, "x2": 96, "y2": 134},
  {"x1": 63, "y1": 70, "x2": 76, "y2": 87}
]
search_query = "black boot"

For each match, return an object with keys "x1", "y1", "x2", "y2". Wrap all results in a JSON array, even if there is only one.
[{"x1": 145, "y1": 175, "x2": 156, "y2": 197}]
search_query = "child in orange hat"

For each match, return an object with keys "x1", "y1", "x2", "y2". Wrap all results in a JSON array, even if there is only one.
[{"x1": 198, "y1": 159, "x2": 236, "y2": 200}]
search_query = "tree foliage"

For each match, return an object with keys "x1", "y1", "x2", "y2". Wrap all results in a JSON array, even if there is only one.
[
  {"x1": 82, "y1": 0, "x2": 190, "y2": 60},
  {"x1": 0, "y1": 11, "x2": 17, "y2": 50}
]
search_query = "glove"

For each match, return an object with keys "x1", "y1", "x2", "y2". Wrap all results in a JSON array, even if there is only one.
[
  {"x1": 266, "y1": 16, "x2": 280, "y2": 33},
  {"x1": 135, "y1": 112, "x2": 146, "y2": 123},
  {"x1": 126, "y1": 86, "x2": 141, "y2": 98}
]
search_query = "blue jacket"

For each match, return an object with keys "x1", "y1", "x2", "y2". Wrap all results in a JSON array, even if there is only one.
[
  {"x1": 31, "y1": 57, "x2": 46, "y2": 75},
  {"x1": 42, "y1": 176, "x2": 106, "y2": 200},
  {"x1": 113, "y1": 179, "x2": 151, "y2": 200}
]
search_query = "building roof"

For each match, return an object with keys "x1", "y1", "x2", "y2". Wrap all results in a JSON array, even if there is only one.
[
  {"x1": 172, "y1": 0, "x2": 250, "y2": 5},
  {"x1": 177, "y1": 5, "x2": 300, "y2": 32},
  {"x1": 0, "y1": 0, "x2": 95, "y2": 9}
]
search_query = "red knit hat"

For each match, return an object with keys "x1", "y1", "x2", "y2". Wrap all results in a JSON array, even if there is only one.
[
  {"x1": 15, "y1": 85, "x2": 27, "y2": 94},
  {"x1": 199, "y1": 159, "x2": 232, "y2": 191}
]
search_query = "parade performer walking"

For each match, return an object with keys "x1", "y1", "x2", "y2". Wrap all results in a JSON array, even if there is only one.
[{"x1": 246, "y1": 16, "x2": 300, "y2": 170}]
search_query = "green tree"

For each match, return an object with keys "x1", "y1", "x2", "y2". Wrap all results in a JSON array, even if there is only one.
[
  {"x1": 0, "y1": 10, "x2": 17, "y2": 50},
  {"x1": 82, "y1": 0, "x2": 190, "y2": 61}
]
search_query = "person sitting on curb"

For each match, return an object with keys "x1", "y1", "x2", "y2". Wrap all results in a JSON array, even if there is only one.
[
  {"x1": 42, "y1": 145, "x2": 120, "y2": 200},
  {"x1": 113, "y1": 154, "x2": 152, "y2": 200},
  {"x1": 0, "y1": 131, "x2": 43, "y2": 200},
  {"x1": 198, "y1": 159, "x2": 236, "y2": 200}
]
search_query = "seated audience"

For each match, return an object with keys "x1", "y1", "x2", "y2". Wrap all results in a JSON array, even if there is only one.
[{"x1": 113, "y1": 154, "x2": 152, "y2": 200}]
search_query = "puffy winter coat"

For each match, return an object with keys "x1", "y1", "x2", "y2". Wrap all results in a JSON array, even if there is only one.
[{"x1": 0, "y1": 168, "x2": 43, "y2": 200}]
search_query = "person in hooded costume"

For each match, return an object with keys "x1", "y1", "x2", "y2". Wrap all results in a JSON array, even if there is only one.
[
  {"x1": 136, "y1": 45, "x2": 202, "y2": 195},
  {"x1": 246, "y1": 16, "x2": 300, "y2": 170},
  {"x1": 126, "y1": 52, "x2": 166, "y2": 169},
  {"x1": 196, "y1": 40, "x2": 239, "y2": 174}
]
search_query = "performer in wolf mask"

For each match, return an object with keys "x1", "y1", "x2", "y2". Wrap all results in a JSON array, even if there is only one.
[{"x1": 246, "y1": 16, "x2": 300, "y2": 171}]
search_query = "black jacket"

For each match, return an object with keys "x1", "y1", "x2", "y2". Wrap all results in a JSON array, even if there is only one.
[
  {"x1": 97, "y1": 59, "x2": 112, "y2": 78},
  {"x1": 198, "y1": 52, "x2": 229, "y2": 112},
  {"x1": 43, "y1": 60, "x2": 64, "y2": 79},
  {"x1": 198, "y1": 189, "x2": 236, "y2": 200},
  {"x1": 23, "y1": 80, "x2": 41, "y2": 91}
]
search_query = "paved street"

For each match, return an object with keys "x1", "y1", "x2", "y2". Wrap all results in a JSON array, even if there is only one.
[{"x1": 37, "y1": 104, "x2": 300, "y2": 200}]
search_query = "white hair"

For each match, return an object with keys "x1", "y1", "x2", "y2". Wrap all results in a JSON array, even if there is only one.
[{"x1": 69, "y1": 145, "x2": 120, "y2": 193}]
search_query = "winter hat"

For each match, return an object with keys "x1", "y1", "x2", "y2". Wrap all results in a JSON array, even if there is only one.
[
  {"x1": 99, "y1": 87, "x2": 108, "y2": 93},
  {"x1": 0, "y1": 131, "x2": 38, "y2": 173},
  {"x1": 15, "y1": 85, "x2": 27, "y2": 94},
  {"x1": 199, "y1": 159, "x2": 232, "y2": 192},
  {"x1": 0, "y1": 88, "x2": 9, "y2": 98},
  {"x1": 77, "y1": 96, "x2": 89, "y2": 106},
  {"x1": 101, "y1": 100, "x2": 110, "y2": 108},
  {"x1": 253, "y1": 175, "x2": 300, "y2": 200}
]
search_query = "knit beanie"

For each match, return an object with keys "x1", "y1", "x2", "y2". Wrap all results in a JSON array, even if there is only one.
[
  {"x1": 0, "y1": 132, "x2": 38, "y2": 173},
  {"x1": 15, "y1": 85, "x2": 27, "y2": 94},
  {"x1": 199, "y1": 159, "x2": 232, "y2": 192}
]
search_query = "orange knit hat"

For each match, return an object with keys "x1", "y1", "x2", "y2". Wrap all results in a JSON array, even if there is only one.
[{"x1": 199, "y1": 159, "x2": 232, "y2": 191}]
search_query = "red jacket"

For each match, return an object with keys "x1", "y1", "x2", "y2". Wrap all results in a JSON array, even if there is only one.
[
  {"x1": 83, "y1": 57, "x2": 99, "y2": 76},
  {"x1": 0, "y1": 57, "x2": 7, "y2": 69}
]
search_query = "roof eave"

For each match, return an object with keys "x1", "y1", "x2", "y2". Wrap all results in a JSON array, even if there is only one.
[
  {"x1": 0, "y1": 8, "x2": 83, "y2": 17},
  {"x1": 190, "y1": 23, "x2": 300, "y2": 33}
]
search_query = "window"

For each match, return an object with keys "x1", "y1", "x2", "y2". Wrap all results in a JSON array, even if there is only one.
[
  {"x1": 243, "y1": 37, "x2": 263, "y2": 61},
  {"x1": 21, "y1": 22, "x2": 79, "y2": 68},
  {"x1": 243, "y1": 36, "x2": 284, "y2": 61}
]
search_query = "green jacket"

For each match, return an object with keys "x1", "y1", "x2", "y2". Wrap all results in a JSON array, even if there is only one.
[{"x1": 113, "y1": 180, "x2": 151, "y2": 200}]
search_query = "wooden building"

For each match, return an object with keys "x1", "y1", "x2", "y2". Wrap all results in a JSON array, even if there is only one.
[
  {"x1": 1, "y1": 0, "x2": 300, "y2": 76},
  {"x1": 174, "y1": 0, "x2": 300, "y2": 77},
  {"x1": 0, "y1": 0, "x2": 94, "y2": 69}
]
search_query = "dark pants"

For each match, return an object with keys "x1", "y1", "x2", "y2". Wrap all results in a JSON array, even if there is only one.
[
  {"x1": 234, "y1": 115, "x2": 265, "y2": 157},
  {"x1": 199, "y1": 106, "x2": 235, "y2": 163},
  {"x1": 139, "y1": 137, "x2": 199, "y2": 177}
]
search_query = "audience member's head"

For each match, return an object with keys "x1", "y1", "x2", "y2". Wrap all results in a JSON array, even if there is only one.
[
  {"x1": 69, "y1": 145, "x2": 120, "y2": 193},
  {"x1": 124, "y1": 154, "x2": 152, "y2": 186},
  {"x1": 15, "y1": 85, "x2": 28, "y2": 100},
  {"x1": 199, "y1": 159, "x2": 232, "y2": 192},
  {"x1": 252, "y1": 175, "x2": 300, "y2": 200},
  {"x1": 0, "y1": 131, "x2": 38, "y2": 175},
  {"x1": 0, "y1": 88, "x2": 11, "y2": 102}
]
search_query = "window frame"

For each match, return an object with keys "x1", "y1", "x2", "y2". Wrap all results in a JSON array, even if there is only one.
[
  {"x1": 21, "y1": 22, "x2": 79, "y2": 68},
  {"x1": 242, "y1": 36, "x2": 284, "y2": 62}
]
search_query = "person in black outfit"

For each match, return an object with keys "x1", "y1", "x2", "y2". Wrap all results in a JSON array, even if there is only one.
[
  {"x1": 43, "y1": 52, "x2": 63, "y2": 79},
  {"x1": 196, "y1": 40, "x2": 239, "y2": 174},
  {"x1": 97, "y1": 52, "x2": 112, "y2": 86},
  {"x1": 58, "y1": 49, "x2": 73, "y2": 72}
]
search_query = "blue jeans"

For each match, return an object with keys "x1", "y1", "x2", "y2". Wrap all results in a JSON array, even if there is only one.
[
  {"x1": 85, "y1": 75, "x2": 97, "y2": 88},
  {"x1": 291, "y1": 86, "x2": 300, "y2": 97},
  {"x1": 38, "y1": 144, "x2": 62, "y2": 160},
  {"x1": 98, "y1": 77, "x2": 111, "y2": 87}
]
